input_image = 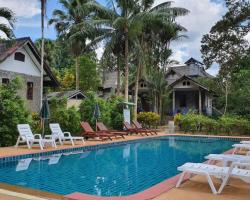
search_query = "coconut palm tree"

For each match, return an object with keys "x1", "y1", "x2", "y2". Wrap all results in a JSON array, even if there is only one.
[
  {"x1": 131, "y1": 1, "x2": 188, "y2": 119},
  {"x1": 49, "y1": 0, "x2": 112, "y2": 90},
  {"x1": 0, "y1": 7, "x2": 15, "y2": 39},
  {"x1": 40, "y1": 0, "x2": 47, "y2": 108}
]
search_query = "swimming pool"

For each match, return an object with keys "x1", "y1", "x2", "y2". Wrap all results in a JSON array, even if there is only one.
[{"x1": 0, "y1": 136, "x2": 236, "y2": 196}]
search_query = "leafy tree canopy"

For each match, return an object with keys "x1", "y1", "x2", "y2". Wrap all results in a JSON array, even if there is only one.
[{"x1": 201, "y1": 0, "x2": 250, "y2": 74}]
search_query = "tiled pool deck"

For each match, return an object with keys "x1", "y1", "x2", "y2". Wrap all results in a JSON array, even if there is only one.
[{"x1": 0, "y1": 132, "x2": 250, "y2": 200}]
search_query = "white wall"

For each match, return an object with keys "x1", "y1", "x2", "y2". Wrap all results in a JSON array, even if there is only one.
[{"x1": 0, "y1": 46, "x2": 41, "y2": 77}]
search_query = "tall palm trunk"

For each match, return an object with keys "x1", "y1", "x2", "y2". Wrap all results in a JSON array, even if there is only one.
[
  {"x1": 40, "y1": 0, "x2": 46, "y2": 108},
  {"x1": 133, "y1": 59, "x2": 141, "y2": 120},
  {"x1": 75, "y1": 56, "x2": 79, "y2": 90},
  {"x1": 124, "y1": 26, "x2": 129, "y2": 102},
  {"x1": 116, "y1": 67, "x2": 121, "y2": 95},
  {"x1": 154, "y1": 92, "x2": 157, "y2": 112},
  {"x1": 223, "y1": 80, "x2": 228, "y2": 115},
  {"x1": 159, "y1": 94, "x2": 163, "y2": 122}
]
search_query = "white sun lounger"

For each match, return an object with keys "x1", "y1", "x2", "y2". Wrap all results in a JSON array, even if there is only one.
[
  {"x1": 48, "y1": 154, "x2": 62, "y2": 165},
  {"x1": 205, "y1": 153, "x2": 250, "y2": 166},
  {"x1": 16, "y1": 158, "x2": 33, "y2": 171},
  {"x1": 49, "y1": 123, "x2": 84, "y2": 146},
  {"x1": 16, "y1": 124, "x2": 57, "y2": 150},
  {"x1": 176, "y1": 162, "x2": 250, "y2": 194},
  {"x1": 233, "y1": 143, "x2": 250, "y2": 154},
  {"x1": 241, "y1": 141, "x2": 250, "y2": 144}
]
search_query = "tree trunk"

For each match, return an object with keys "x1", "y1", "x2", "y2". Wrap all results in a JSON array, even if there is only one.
[
  {"x1": 154, "y1": 92, "x2": 157, "y2": 112},
  {"x1": 75, "y1": 56, "x2": 79, "y2": 90},
  {"x1": 133, "y1": 59, "x2": 141, "y2": 120},
  {"x1": 124, "y1": 27, "x2": 129, "y2": 102},
  {"x1": 116, "y1": 67, "x2": 121, "y2": 95},
  {"x1": 40, "y1": 0, "x2": 45, "y2": 109},
  {"x1": 159, "y1": 94, "x2": 163, "y2": 123},
  {"x1": 223, "y1": 80, "x2": 228, "y2": 115}
]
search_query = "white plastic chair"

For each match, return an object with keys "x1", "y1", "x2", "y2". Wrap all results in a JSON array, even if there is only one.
[
  {"x1": 205, "y1": 153, "x2": 250, "y2": 166},
  {"x1": 176, "y1": 162, "x2": 250, "y2": 194},
  {"x1": 49, "y1": 123, "x2": 84, "y2": 146},
  {"x1": 16, "y1": 124, "x2": 56, "y2": 150},
  {"x1": 16, "y1": 158, "x2": 33, "y2": 171},
  {"x1": 233, "y1": 143, "x2": 250, "y2": 154}
]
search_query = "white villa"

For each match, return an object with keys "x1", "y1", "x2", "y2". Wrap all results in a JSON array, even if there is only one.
[{"x1": 0, "y1": 37, "x2": 59, "y2": 112}]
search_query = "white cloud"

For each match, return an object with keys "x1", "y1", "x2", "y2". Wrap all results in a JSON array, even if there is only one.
[
  {"x1": 0, "y1": 0, "x2": 40, "y2": 18},
  {"x1": 96, "y1": 45, "x2": 104, "y2": 60},
  {"x1": 245, "y1": 32, "x2": 250, "y2": 42},
  {"x1": 154, "y1": 0, "x2": 226, "y2": 75},
  {"x1": 0, "y1": 0, "x2": 40, "y2": 36}
]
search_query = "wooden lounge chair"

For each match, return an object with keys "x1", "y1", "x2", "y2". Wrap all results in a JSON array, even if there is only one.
[
  {"x1": 132, "y1": 120, "x2": 158, "y2": 135},
  {"x1": 80, "y1": 122, "x2": 114, "y2": 141},
  {"x1": 123, "y1": 122, "x2": 149, "y2": 136},
  {"x1": 96, "y1": 122, "x2": 128, "y2": 139}
]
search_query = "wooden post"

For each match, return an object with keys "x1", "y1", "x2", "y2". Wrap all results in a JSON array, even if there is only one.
[
  {"x1": 199, "y1": 89, "x2": 202, "y2": 114},
  {"x1": 173, "y1": 90, "x2": 175, "y2": 115}
]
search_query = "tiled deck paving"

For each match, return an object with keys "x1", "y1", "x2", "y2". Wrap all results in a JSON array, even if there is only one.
[{"x1": 0, "y1": 132, "x2": 249, "y2": 200}]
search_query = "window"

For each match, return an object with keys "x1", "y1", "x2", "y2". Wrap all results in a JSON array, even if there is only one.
[
  {"x1": 27, "y1": 82, "x2": 33, "y2": 100},
  {"x1": 2, "y1": 78, "x2": 9, "y2": 85},
  {"x1": 14, "y1": 52, "x2": 25, "y2": 62},
  {"x1": 183, "y1": 81, "x2": 186, "y2": 86},
  {"x1": 187, "y1": 81, "x2": 190, "y2": 86}
]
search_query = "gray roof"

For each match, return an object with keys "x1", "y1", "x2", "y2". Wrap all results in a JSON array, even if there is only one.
[
  {"x1": 170, "y1": 65, "x2": 213, "y2": 78},
  {"x1": 47, "y1": 90, "x2": 86, "y2": 100}
]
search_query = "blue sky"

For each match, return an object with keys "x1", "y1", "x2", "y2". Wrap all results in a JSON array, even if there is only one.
[
  {"x1": 0, "y1": 0, "x2": 230, "y2": 75},
  {"x1": 14, "y1": 0, "x2": 107, "y2": 40}
]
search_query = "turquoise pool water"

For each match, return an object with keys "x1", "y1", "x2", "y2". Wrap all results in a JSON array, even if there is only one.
[{"x1": 0, "y1": 137, "x2": 236, "y2": 196}]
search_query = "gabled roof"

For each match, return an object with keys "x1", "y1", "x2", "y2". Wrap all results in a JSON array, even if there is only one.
[
  {"x1": 47, "y1": 90, "x2": 86, "y2": 100},
  {"x1": 0, "y1": 37, "x2": 59, "y2": 87},
  {"x1": 165, "y1": 67, "x2": 182, "y2": 77},
  {"x1": 168, "y1": 75, "x2": 211, "y2": 92},
  {"x1": 184, "y1": 57, "x2": 204, "y2": 66}
]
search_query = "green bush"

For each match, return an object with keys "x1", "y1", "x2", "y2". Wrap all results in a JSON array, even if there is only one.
[
  {"x1": 79, "y1": 92, "x2": 124, "y2": 130},
  {"x1": 137, "y1": 112, "x2": 160, "y2": 128},
  {"x1": 176, "y1": 113, "x2": 250, "y2": 135},
  {"x1": 109, "y1": 95, "x2": 124, "y2": 130},
  {"x1": 0, "y1": 77, "x2": 31, "y2": 146},
  {"x1": 48, "y1": 97, "x2": 81, "y2": 135}
]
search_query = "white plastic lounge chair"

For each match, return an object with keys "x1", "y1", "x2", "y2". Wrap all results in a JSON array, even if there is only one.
[
  {"x1": 205, "y1": 153, "x2": 250, "y2": 166},
  {"x1": 48, "y1": 154, "x2": 62, "y2": 165},
  {"x1": 49, "y1": 123, "x2": 84, "y2": 146},
  {"x1": 176, "y1": 162, "x2": 250, "y2": 194},
  {"x1": 16, "y1": 124, "x2": 57, "y2": 150},
  {"x1": 16, "y1": 158, "x2": 33, "y2": 171},
  {"x1": 241, "y1": 140, "x2": 250, "y2": 144},
  {"x1": 233, "y1": 143, "x2": 250, "y2": 154}
]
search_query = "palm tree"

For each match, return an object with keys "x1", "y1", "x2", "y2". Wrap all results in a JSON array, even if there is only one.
[
  {"x1": 147, "y1": 67, "x2": 169, "y2": 119},
  {"x1": 0, "y1": 7, "x2": 15, "y2": 39},
  {"x1": 49, "y1": 0, "x2": 112, "y2": 90},
  {"x1": 40, "y1": 0, "x2": 47, "y2": 108},
  {"x1": 95, "y1": 0, "x2": 141, "y2": 102},
  {"x1": 132, "y1": 1, "x2": 188, "y2": 119}
]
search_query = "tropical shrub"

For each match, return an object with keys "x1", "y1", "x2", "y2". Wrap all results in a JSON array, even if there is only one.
[
  {"x1": 176, "y1": 113, "x2": 250, "y2": 135},
  {"x1": 0, "y1": 77, "x2": 31, "y2": 146},
  {"x1": 79, "y1": 92, "x2": 124, "y2": 129},
  {"x1": 109, "y1": 95, "x2": 124, "y2": 130},
  {"x1": 137, "y1": 112, "x2": 160, "y2": 128},
  {"x1": 79, "y1": 91, "x2": 110, "y2": 128},
  {"x1": 48, "y1": 97, "x2": 81, "y2": 135}
]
